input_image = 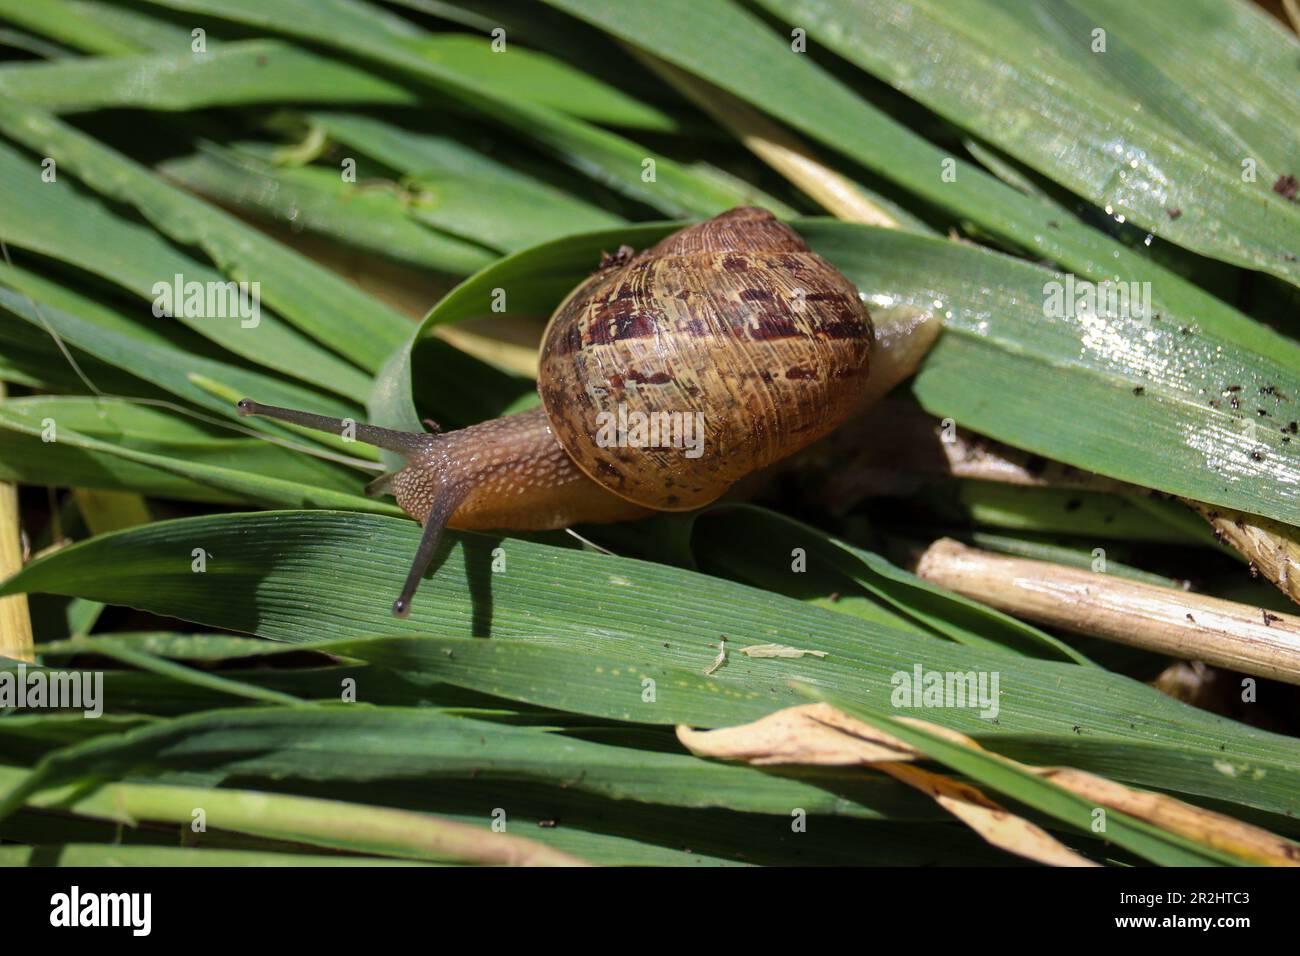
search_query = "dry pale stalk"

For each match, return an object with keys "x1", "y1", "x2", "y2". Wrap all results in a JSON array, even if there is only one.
[
  {"x1": 817, "y1": 405, "x2": 1300, "y2": 610},
  {"x1": 632, "y1": 49, "x2": 900, "y2": 227},
  {"x1": 916, "y1": 538, "x2": 1300, "y2": 684},
  {"x1": 0, "y1": 381, "x2": 33, "y2": 661},
  {"x1": 1284, "y1": 0, "x2": 1300, "y2": 35},
  {"x1": 1181, "y1": 499, "x2": 1300, "y2": 605},
  {"x1": 914, "y1": 425, "x2": 1300, "y2": 606},
  {"x1": 1035, "y1": 766, "x2": 1300, "y2": 866}
]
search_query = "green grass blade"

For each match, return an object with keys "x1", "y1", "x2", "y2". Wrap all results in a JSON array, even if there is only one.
[
  {"x1": 5, "y1": 510, "x2": 1299, "y2": 817},
  {"x1": 0, "y1": 103, "x2": 413, "y2": 371},
  {"x1": 0, "y1": 764, "x2": 587, "y2": 864},
  {"x1": 1062, "y1": 0, "x2": 1299, "y2": 176},
  {"x1": 687, "y1": 504, "x2": 1093, "y2": 664},
  {"x1": 409, "y1": 32, "x2": 684, "y2": 132},
  {"x1": 0, "y1": 396, "x2": 361, "y2": 495},
  {"x1": 6, "y1": 705, "x2": 938, "y2": 822},
  {"x1": 159, "y1": 146, "x2": 498, "y2": 273},
  {"x1": 0, "y1": 40, "x2": 420, "y2": 110},
  {"x1": 0, "y1": 395, "x2": 351, "y2": 504},
  {"x1": 769, "y1": 0, "x2": 1300, "y2": 287},
  {"x1": 133, "y1": 0, "x2": 780, "y2": 216},
  {"x1": 0, "y1": 845, "x2": 438, "y2": 865},
  {"x1": 0, "y1": 405, "x2": 396, "y2": 513},
  {"x1": 802, "y1": 221, "x2": 1300, "y2": 525},
  {"x1": 0, "y1": 0, "x2": 142, "y2": 54},
  {"x1": 0, "y1": 279, "x2": 363, "y2": 430},
  {"x1": 0, "y1": 140, "x2": 373, "y2": 397}
]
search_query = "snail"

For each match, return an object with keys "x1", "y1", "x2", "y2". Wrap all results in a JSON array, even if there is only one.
[{"x1": 237, "y1": 207, "x2": 938, "y2": 617}]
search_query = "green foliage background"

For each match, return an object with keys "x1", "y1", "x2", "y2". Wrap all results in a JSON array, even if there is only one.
[{"x1": 1, "y1": 0, "x2": 1299, "y2": 866}]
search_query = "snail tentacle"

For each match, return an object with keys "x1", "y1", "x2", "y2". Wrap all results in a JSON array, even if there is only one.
[
  {"x1": 391, "y1": 480, "x2": 469, "y2": 619},
  {"x1": 236, "y1": 399, "x2": 434, "y2": 455}
]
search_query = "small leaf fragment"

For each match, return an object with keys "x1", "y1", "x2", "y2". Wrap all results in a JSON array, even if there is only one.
[
  {"x1": 702, "y1": 637, "x2": 727, "y2": 676},
  {"x1": 739, "y1": 642, "x2": 827, "y2": 659}
]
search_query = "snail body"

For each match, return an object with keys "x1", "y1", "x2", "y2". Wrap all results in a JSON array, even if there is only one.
[
  {"x1": 378, "y1": 403, "x2": 647, "y2": 531},
  {"x1": 239, "y1": 207, "x2": 932, "y2": 616}
]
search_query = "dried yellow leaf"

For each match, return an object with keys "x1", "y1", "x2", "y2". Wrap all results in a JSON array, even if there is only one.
[{"x1": 677, "y1": 703, "x2": 916, "y2": 765}]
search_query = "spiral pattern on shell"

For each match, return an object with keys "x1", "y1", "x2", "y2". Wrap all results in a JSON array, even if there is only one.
[{"x1": 538, "y1": 206, "x2": 874, "y2": 510}]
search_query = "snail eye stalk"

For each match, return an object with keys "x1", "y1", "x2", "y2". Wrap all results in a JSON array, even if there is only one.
[
  {"x1": 389, "y1": 491, "x2": 463, "y2": 618},
  {"x1": 238, "y1": 398, "x2": 457, "y2": 617},
  {"x1": 236, "y1": 399, "x2": 431, "y2": 455}
]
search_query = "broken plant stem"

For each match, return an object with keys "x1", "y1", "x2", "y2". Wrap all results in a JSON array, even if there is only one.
[
  {"x1": 704, "y1": 636, "x2": 727, "y2": 676},
  {"x1": 1181, "y1": 500, "x2": 1300, "y2": 606},
  {"x1": 930, "y1": 432, "x2": 1300, "y2": 605},
  {"x1": 0, "y1": 382, "x2": 33, "y2": 661},
  {"x1": 1284, "y1": 0, "x2": 1300, "y2": 36},
  {"x1": 824, "y1": 403, "x2": 1300, "y2": 608},
  {"x1": 916, "y1": 538, "x2": 1300, "y2": 685}
]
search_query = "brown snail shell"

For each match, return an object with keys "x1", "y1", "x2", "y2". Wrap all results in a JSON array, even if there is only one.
[{"x1": 538, "y1": 206, "x2": 874, "y2": 510}]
